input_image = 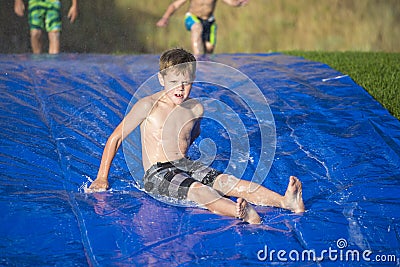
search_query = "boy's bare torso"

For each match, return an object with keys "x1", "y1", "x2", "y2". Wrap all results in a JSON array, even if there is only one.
[
  {"x1": 188, "y1": 0, "x2": 217, "y2": 20},
  {"x1": 140, "y1": 92, "x2": 202, "y2": 170}
]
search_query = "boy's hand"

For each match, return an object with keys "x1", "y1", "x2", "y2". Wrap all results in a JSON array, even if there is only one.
[
  {"x1": 68, "y1": 5, "x2": 78, "y2": 23},
  {"x1": 85, "y1": 177, "x2": 109, "y2": 193},
  {"x1": 156, "y1": 17, "x2": 169, "y2": 27},
  {"x1": 14, "y1": 0, "x2": 25, "y2": 17}
]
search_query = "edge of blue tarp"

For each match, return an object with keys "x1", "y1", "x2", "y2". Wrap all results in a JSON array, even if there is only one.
[{"x1": 1, "y1": 53, "x2": 399, "y2": 266}]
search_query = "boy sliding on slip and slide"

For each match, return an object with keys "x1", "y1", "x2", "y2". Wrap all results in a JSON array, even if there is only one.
[{"x1": 86, "y1": 48, "x2": 305, "y2": 224}]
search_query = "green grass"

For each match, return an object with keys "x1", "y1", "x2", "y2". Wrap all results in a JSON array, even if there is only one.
[{"x1": 283, "y1": 51, "x2": 400, "y2": 120}]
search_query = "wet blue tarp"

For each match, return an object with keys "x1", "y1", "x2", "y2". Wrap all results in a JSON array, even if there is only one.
[{"x1": 1, "y1": 53, "x2": 399, "y2": 266}]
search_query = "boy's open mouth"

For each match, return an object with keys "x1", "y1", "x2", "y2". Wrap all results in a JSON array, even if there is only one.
[{"x1": 175, "y1": 93, "x2": 184, "y2": 98}]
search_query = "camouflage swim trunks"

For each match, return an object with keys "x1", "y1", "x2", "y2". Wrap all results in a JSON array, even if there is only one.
[{"x1": 143, "y1": 158, "x2": 222, "y2": 200}]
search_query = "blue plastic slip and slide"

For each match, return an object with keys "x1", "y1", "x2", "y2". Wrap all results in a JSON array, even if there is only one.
[{"x1": 1, "y1": 53, "x2": 399, "y2": 266}]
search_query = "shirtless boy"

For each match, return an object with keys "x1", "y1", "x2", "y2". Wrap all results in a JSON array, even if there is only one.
[
  {"x1": 87, "y1": 48, "x2": 304, "y2": 224},
  {"x1": 156, "y1": 0, "x2": 249, "y2": 55},
  {"x1": 14, "y1": 0, "x2": 78, "y2": 54}
]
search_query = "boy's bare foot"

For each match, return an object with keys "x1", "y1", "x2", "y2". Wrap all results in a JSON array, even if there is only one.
[
  {"x1": 236, "y1": 198, "x2": 261, "y2": 224},
  {"x1": 282, "y1": 176, "x2": 305, "y2": 213}
]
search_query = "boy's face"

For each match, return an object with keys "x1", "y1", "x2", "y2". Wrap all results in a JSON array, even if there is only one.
[{"x1": 159, "y1": 70, "x2": 194, "y2": 105}]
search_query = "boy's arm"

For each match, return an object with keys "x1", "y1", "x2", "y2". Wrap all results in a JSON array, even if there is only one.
[
  {"x1": 14, "y1": 0, "x2": 25, "y2": 17},
  {"x1": 222, "y1": 0, "x2": 249, "y2": 7},
  {"x1": 87, "y1": 98, "x2": 152, "y2": 193},
  {"x1": 156, "y1": 0, "x2": 188, "y2": 27},
  {"x1": 190, "y1": 118, "x2": 201, "y2": 145},
  {"x1": 88, "y1": 122, "x2": 123, "y2": 192},
  {"x1": 67, "y1": 0, "x2": 78, "y2": 23},
  {"x1": 190, "y1": 101, "x2": 204, "y2": 145}
]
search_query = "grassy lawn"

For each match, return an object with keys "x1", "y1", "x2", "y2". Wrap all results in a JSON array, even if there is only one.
[{"x1": 283, "y1": 51, "x2": 400, "y2": 120}]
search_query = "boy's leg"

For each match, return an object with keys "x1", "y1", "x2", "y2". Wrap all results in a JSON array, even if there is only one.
[
  {"x1": 205, "y1": 42, "x2": 214, "y2": 53},
  {"x1": 190, "y1": 23, "x2": 205, "y2": 55},
  {"x1": 30, "y1": 29, "x2": 43, "y2": 54},
  {"x1": 212, "y1": 175, "x2": 305, "y2": 213},
  {"x1": 48, "y1": 31, "x2": 60, "y2": 54},
  {"x1": 187, "y1": 182, "x2": 261, "y2": 224},
  {"x1": 44, "y1": 0, "x2": 61, "y2": 54},
  {"x1": 204, "y1": 22, "x2": 216, "y2": 53}
]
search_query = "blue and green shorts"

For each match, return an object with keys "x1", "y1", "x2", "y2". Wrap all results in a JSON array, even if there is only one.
[
  {"x1": 28, "y1": 0, "x2": 62, "y2": 32},
  {"x1": 184, "y1": 12, "x2": 217, "y2": 45}
]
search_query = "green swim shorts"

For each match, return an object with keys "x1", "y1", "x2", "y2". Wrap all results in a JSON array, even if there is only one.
[{"x1": 28, "y1": 0, "x2": 62, "y2": 32}]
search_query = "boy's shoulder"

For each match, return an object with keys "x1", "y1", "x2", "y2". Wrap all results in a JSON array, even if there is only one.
[
  {"x1": 139, "y1": 91, "x2": 162, "y2": 104},
  {"x1": 183, "y1": 97, "x2": 204, "y2": 116},
  {"x1": 133, "y1": 92, "x2": 161, "y2": 113}
]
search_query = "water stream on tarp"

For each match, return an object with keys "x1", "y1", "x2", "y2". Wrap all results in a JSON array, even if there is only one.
[{"x1": 1, "y1": 53, "x2": 399, "y2": 266}]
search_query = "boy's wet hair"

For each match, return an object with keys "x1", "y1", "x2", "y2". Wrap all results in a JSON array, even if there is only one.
[{"x1": 159, "y1": 48, "x2": 196, "y2": 77}]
